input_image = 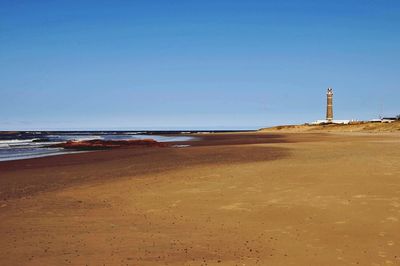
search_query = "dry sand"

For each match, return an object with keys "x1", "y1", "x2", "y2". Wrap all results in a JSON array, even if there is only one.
[
  {"x1": 1, "y1": 132, "x2": 400, "y2": 265},
  {"x1": 261, "y1": 121, "x2": 400, "y2": 133}
]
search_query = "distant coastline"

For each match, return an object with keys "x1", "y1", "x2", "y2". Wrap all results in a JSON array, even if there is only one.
[{"x1": 260, "y1": 120, "x2": 400, "y2": 133}]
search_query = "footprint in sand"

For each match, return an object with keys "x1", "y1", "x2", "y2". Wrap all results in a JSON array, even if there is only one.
[
  {"x1": 378, "y1": 251, "x2": 387, "y2": 258},
  {"x1": 169, "y1": 200, "x2": 181, "y2": 207},
  {"x1": 386, "y1": 217, "x2": 399, "y2": 222},
  {"x1": 219, "y1": 203, "x2": 251, "y2": 212},
  {"x1": 353, "y1": 194, "x2": 367, "y2": 199},
  {"x1": 390, "y1": 202, "x2": 400, "y2": 208}
]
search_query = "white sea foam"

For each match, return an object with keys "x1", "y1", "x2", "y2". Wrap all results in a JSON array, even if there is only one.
[
  {"x1": 0, "y1": 139, "x2": 39, "y2": 144},
  {"x1": 0, "y1": 133, "x2": 196, "y2": 162},
  {"x1": 121, "y1": 135, "x2": 195, "y2": 142},
  {"x1": 46, "y1": 135, "x2": 103, "y2": 142},
  {"x1": 67, "y1": 136, "x2": 103, "y2": 141},
  {"x1": 172, "y1": 144, "x2": 190, "y2": 148},
  {"x1": 0, "y1": 139, "x2": 41, "y2": 149},
  {"x1": 0, "y1": 150, "x2": 85, "y2": 162},
  {"x1": 121, "y1": 132, "x2": 144, "y2": 135}
]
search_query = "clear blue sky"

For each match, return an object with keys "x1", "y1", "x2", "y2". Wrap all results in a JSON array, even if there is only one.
[{"x1": 1, "y1": 0, "x2": 399, "y2": 130}]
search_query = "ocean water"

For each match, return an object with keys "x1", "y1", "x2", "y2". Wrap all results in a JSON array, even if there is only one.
[{"x1": 0, "y1": 131, "x2": 195, "y2": 162}]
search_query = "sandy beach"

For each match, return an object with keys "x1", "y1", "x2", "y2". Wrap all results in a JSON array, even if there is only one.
[{"x1": 1, "y1": 132, "x2": 400, "y2": 265}]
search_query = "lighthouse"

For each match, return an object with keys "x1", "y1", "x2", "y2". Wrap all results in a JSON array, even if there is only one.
[
  {"x1": 311, "y1": 88, "x2": 350, "y2": 125},
  {"x1": 326, "y1": 88, "x2": 333, "y2": 122}
]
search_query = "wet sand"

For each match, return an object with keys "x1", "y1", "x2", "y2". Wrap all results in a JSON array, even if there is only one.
[{"x1": 1, "y1": 132, "x2": 400, "y2": 265}]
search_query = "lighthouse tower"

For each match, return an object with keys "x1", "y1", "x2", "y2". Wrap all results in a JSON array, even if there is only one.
[{"x1": 326, "y1": 88, "x2": 333, "y2": 122}]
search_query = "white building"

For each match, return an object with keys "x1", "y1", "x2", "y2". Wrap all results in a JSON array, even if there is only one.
[{"x1": 311, "y1": 119, "x2": 351, "y2": 125}]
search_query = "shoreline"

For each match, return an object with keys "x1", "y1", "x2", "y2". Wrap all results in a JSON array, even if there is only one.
[
  {"x1": 0, "y1": 133, "x2": 289, "y2": 200},
  {"x1": 1, "y1": 132, "x2": 400, "y2": 265},
  {"x1": 0, "y1": 132, "x2": 389, "y2": 200},
  {"x1": 0, "y1": 132, "x2": 200, "y2": 163}
]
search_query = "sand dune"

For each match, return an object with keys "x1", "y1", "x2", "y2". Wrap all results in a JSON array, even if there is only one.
[{"x1": 261, "y1": 121, "x2": 400, "y2": 133}]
